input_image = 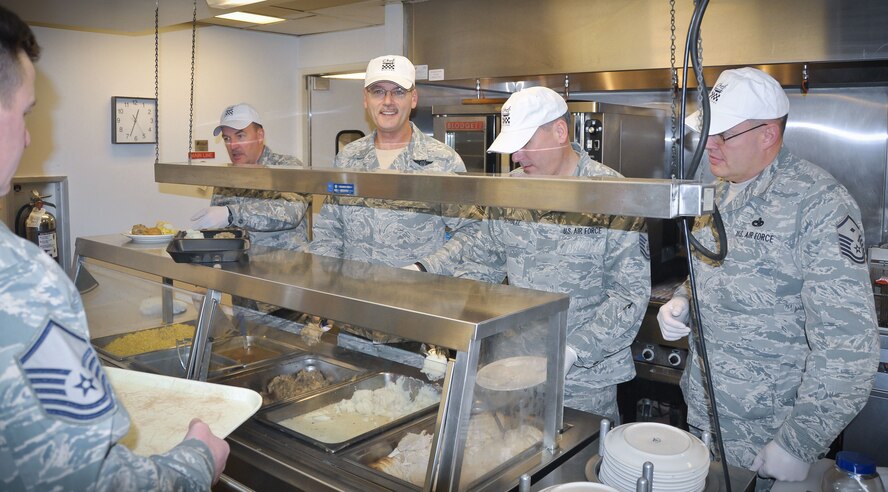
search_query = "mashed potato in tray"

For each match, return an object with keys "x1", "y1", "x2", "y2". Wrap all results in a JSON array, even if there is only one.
[{"x1": 276, "y1": 377, "x2": 440, "y2": 444}]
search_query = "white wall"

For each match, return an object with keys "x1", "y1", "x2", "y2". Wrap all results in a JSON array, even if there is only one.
[{"x1": 15, "y1": 17, "x2": 393, "y2": 249}]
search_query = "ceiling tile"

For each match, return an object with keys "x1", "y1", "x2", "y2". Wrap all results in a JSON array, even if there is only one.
[{"x1": 251, "y1": 14, "x2": 371, "y2": 35}]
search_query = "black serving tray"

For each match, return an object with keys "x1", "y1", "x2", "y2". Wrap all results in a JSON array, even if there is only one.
[{"x1": 167, "y1": 228, "x2": 250, "y2": 264}]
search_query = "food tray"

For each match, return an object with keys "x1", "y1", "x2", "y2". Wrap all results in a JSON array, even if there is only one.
[
  {"x1": 105, "y1": 367, "x2": 261, "y2": 456},
  {"x1": 211, "y1": 335, "x2": 302, "y2": 368},
  {"x1": 129, "y1": 346, "x2": 237, "y2": 378},
  {"x1": 258, "y1": 372, "x2": 441, "y2": 453},
  {"x1": 343, "y1": 414, "x2": 436, "y2": 489},
  {"x1": 166, "y1": 228, "x2": 250, "y2": 264},
  {"x1": 92, "y1": 321, "x2": 197, "y2": 361},
  {"x1": 214, "y1": 354, "x2": 367, "y2": 407}
]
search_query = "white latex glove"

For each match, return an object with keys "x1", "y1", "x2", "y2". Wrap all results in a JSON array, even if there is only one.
[
  {"x1": 190, "y1": 206, "x2": 230, "y2": 229},
  {"x1": 564, "y1": 345, "x2": 578, "y2": 376},
  {"x1": 657, "y1": 297, "x2": 691, "y2": 341},
  {"x1": 751, "y1": 441, "x2": 811, "y2": 481}
]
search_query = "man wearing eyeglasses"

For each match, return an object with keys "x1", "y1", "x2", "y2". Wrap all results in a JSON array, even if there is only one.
[
  {"x1": 657, "y1": 67, "x2": 879, "y2": 487},
  {"x1": 311, "y1": 55, "x2": 481, "y2": 342}
]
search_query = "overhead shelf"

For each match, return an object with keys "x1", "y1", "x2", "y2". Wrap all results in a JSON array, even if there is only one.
[{"x1": 155, "y1": 163, "x2": 715, "y2": 219}]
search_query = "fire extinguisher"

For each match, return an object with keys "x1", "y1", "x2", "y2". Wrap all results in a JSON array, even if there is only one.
[{"x1": 15, "y1": 190, "x2": 58, "y2": 262}]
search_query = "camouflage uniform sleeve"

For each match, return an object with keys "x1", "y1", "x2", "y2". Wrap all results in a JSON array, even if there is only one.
[
  {"x1": 773, "y1": 188, "x2": 879, "y2": 462},
  {"x1": 422, "y1": 211, "x2": 507, "y2": 284},
  {"x1": 420, "y1": 203, "x2": 484, "y2": 272},
  {"x1": 212, "y1": 188, "x2": 309, "y2": 233},
  {"x1": 575, "y1": 215, "x2": 650, "y2": 362},
  {"x1": 309, "y1": 194, "x2": 345, "y2": 258},
  {"x1": 97, "y1": 438, "x2": 214, "y2": 491}
]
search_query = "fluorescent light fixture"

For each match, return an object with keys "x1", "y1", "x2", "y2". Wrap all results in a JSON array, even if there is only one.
[
  {"x1": 216, "y1": 12, "x2": 285, "y2": 24},
  {"x1": 322, "y1": 72, "x2": 366, "y2": 80},
  {"x1": 206, "y1": 0, "x2": 264, "y2": 8}
]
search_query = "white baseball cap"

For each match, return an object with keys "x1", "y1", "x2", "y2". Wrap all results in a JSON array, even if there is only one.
[
  {"x1": 213, "y1": 103, "x2": 262, "y2": 136},
  {"x1": 487, "y1": 86, "x2": 568, "y2": 154},
  {"x1": 686, "y1": 67, "x2": 789, "y2": 135},
  {"x1": 364, "y1": 55, "x2": 415, "y2": 90}
]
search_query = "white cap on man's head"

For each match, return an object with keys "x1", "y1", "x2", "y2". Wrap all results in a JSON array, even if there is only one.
[
  {"x1": 364, "y1": 55, "x2": 415, "y2": 90},
  {"x1": 487, "y1": 86, "x2": 568, "y2": 154},
  {"x1": 213, "y1": 103, "x2": 262, "y2": 136},
  {"x1": 686, "y1": 67, "x2": 789, "y2": 135}
]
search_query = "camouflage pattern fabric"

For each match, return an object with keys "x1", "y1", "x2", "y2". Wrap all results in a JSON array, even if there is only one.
[
  {"x1": 212, "y1": 146, "x2": 310, "y2": 252},
  {"x1": 0, "y1": 223, "x2": 214, "y2": 491},
  {"x1": 422, "y1": 145, "x2": 651, "y2": 416},
  {"x1": 310, "y1": 123, "x2": 482, "y2": 343},
  {"x1": 310, "y1": 122, "x2": 482, "y2": 267},
  {"x1": 674, "y1": 147, "x2": 880, "y2": 468}
]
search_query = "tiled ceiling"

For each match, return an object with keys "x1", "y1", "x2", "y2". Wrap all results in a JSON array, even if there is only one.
[{"x1": 5, "y1": 0, "x2": 393, "y2": 36}]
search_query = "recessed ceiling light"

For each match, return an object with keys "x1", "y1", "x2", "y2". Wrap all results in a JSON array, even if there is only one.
[
  {"x1": 216, "y1": 12, "x2": 286, "y2": 24},
  {"x1": 206, "y1": 0, "x2": 264, "y2": 8},
  {"x1": 322, "y1": 73, "x2": 366, "y2": 80}
]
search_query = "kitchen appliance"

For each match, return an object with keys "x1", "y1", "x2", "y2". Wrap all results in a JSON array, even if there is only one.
[
  {"x1": 432, "y1": 101, "x2": 668, "y2": 177},
  {"x1": 432, "y1": 104, "x2": 509, "y2": 174}
]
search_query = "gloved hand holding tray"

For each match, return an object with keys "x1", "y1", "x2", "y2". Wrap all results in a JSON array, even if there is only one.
[
  {"x1": 166, "y1": 227, "x2": 250, "y2": 264},
  {"x1": 105, "y1": 366, "x2": 261, "y2": 455}
]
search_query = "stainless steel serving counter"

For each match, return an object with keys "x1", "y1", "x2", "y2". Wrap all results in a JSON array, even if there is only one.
[
  {"x1": 222, "y1": 405, "x2": 603, "y2": 492},
  {"x1": 74, "y1": 235, "x2": 576, "y2": 490}
]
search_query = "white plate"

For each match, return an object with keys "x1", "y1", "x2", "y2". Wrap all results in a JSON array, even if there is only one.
[
  {"x1": 603, "y1": 422, "x2": 709, "y2": 474},
  {"x1": 105, "y1": 366, "x2": 261, "y2": 455},
  {"x1": 540, "y1": 482, "x2": 619, "y2": 492},
  {"x1": 122, "y1": 232, "x2": 175, "y2": 244},
  {"x1": 476, "y1": 355, "x2": 547, "y2": 391}
]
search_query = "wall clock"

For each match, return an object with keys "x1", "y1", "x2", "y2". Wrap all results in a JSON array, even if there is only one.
[{"x1": 112, "y1": 96, "x2": 157, "y2": 144}]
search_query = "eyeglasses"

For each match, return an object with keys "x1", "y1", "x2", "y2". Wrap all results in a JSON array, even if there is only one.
[
  {"x1": 366, "y1": 86, "x2": 413, "y2": 101},
  {"x1": 711, "y1": 123, "x2": 768, "y2": 145}
]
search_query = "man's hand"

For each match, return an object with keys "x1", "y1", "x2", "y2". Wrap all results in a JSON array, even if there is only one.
[
  {"x1": 656, "y1": 297, "x2": 691, "y2": 341},
  {"x1": 750, "y1": 440, "x2": 811, "y2": 481},
  {"x1": 190, "y1": 206, "x2": 229, "y2": 229},
  {"x1": 564, "y1": 345, "x2": 578, "y2": 377},
  {"x1": 184, "y1": 418, "x2": 230, "y2": 484}
]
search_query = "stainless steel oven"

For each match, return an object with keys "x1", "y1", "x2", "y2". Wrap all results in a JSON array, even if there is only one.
[{"x1": 432, "y1": 104, "x2": 511, "y2": 174}]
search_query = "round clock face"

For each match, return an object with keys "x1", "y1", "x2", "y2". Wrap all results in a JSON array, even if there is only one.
[{"x1": 113, "y1": 97, "x2": 156, "y2": 144}]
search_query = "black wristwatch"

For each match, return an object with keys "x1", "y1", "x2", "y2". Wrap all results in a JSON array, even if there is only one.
[
  {"x1": 226, "y1": 206, "x2": 233, "y2": 226},
  {"x1": 415, "y1": 262, "x2": 427, "y2": 272}
]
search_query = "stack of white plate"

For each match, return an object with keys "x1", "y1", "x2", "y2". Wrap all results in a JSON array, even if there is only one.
[{"x1": 599, "y1": 422, "x2": 709, "y2": 492}]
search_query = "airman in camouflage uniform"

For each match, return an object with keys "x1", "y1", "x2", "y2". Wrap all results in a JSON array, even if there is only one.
[
  {"x1": 422, "y1": 144, "x2": 650, "y2": 422},
  {"x1": 419, "y1": 88, "x2": 650, "y2": 423},
  {"x1": 0, "y1": 9, "x2": 225, "y2": 488},
  {"x1": 657, "y1": 68, "x2": 879, "y2": 486},
  {"x1": 310, "y1": 121, "x2": 481, "y2": 266},
  {"x1": 211, "y1": 145, "x2": 310, "y2": 251},
  {"x1": 674, "y1": 147, "x2": 879, "y2": 470},
  {"x1": 1, "y1": 224, "x2": 218, "y2": 490}
]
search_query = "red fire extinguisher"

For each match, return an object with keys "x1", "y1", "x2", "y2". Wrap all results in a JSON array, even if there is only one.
[{"x1": 15, "y1": 190, "x2": 58, "y2": 262}]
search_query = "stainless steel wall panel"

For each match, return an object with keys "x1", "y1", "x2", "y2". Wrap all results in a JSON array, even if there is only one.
[{"x1": 408, "y1": 0, "x2": 888, "y2": 82}]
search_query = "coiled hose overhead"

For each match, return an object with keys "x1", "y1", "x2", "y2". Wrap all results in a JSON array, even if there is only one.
[{"x1": 676, "y1": 0, "x2": 732, "y2": 490}]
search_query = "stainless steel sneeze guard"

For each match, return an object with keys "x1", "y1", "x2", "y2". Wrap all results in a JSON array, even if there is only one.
[{"x1": 155, "y1": 163, "x2": 715, "y2": 219}]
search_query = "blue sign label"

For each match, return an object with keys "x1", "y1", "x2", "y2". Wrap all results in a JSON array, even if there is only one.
[{"x1": 327, "y1": 183, "x2": 356, "y2": 195}]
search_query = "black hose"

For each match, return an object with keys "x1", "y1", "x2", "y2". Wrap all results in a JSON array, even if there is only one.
[{"x1": 677, "y1": 0, "x2": 732, "y2": 489}]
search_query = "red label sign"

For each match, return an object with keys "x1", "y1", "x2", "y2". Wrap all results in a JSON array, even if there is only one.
[
  {"x1": 189, "y1": 151, "x2": 215, "y2": 159},
  {"x1": 446, "y1": 121, "x2": 485, "y2": 131}
]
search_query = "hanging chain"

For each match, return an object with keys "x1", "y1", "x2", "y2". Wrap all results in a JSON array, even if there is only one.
[
  {"x1": 669, "y1": 0, "x2": 678, "y2": 178},
  {"x1": 188, "y1": 0, "x2": 197, "y2": 155},
  {"x1": 694, "y1": 0, "x2": 704, "y2": 128},
  {"x1": 154, "y1": 0, "x2": 159, "y2": 165}
]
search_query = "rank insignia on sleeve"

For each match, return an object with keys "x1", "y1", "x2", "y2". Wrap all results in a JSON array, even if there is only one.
[
  {"x1": 837, "y1": 215, "x2": 865, "y2": 264},
  {"x1": 18, "y1": 320, "x2": 116, "y2": 422}
]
